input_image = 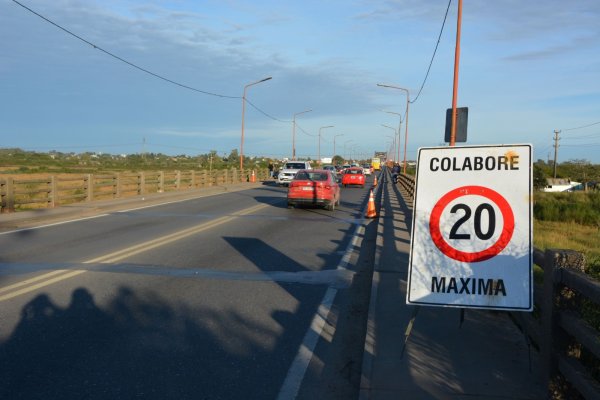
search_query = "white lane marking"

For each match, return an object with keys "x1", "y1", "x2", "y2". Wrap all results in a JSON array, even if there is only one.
[
  {"x1": 277, "y1": 193, "x2": 370, "y2": 399},
  {"x1": 0, "y1": 214, "x2": 109, "y2": 235},
  {"x1": 0, "y1": 203, "x2": 271, "y2": 302},
  {"x1": 0, "y1": 187, "x2": 244, "y2": 235},
  {"x1": 277, "y1": 287, "x2": 338, "y2": 400}
]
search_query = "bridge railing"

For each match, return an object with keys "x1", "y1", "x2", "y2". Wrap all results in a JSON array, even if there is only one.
[
  {"x1": 0, "y1": 168, "x2": 268, "y2": 213},
  {"x1": 394, "y1": 171, "x2": 600, "y2": 398}
]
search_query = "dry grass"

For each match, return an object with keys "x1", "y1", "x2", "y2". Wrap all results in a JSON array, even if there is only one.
[{"x1": 534, "y1": 220, "x2": 600, "y2": 278}]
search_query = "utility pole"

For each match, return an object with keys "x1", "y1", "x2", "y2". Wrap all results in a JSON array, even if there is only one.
[{"x1": 552, "y1": 130, "x2": 561, "y2": 179}]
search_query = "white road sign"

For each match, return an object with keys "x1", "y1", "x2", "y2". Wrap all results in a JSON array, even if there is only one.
[{"x1": 407, "y1": 144, "x2": 533, "y2": 311}]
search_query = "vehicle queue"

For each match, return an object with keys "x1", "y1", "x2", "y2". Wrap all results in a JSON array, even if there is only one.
[{"x1": 286, "y1": 162, "x2": 375, "y2": 211}]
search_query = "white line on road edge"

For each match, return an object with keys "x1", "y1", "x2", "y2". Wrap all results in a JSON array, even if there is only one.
[
  {"x1": 0, "y1": 186, "x2": 245, "y2": 235},
  {"x1": 0, "y1": 214, "x2": 109, "y2": 236},
  {"x1": 277, "y1": 287, "x2": 338, "y2": 400},
  {"x1": 277, "y1": 182, "x2": 375, "y2": 399}
]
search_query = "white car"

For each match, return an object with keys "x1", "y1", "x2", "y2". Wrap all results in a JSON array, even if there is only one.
[
  {"x1": 362, "y1": 164, "x2": 372, "y2": 175},
  {"x1": 277, "y1": 161, "x2": 312, "y2": 186}
]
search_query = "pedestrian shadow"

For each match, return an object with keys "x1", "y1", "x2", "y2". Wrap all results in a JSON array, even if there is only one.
[{"x1": 0, "y1": 285, "x2": 309, "y2": 399}]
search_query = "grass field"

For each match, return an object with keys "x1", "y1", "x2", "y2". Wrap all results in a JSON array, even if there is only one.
[{"x1": 534, "y1": 219, "x2": 600, "y2": 279}]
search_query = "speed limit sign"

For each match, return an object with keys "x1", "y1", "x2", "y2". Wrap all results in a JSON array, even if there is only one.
[{"x1": 407, "y1": 144, "x2": 533, "y2": 311}]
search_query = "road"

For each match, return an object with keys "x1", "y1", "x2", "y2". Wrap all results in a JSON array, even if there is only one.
[{"x1": 0, "y1": 179, "x2": 378, "y2": 399}]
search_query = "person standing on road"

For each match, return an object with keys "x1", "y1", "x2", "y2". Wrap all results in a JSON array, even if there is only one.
[
  {"x1": 391, "y1": 163, "x2": 400, "y2": 183},
  {"x1": 268, "y1": 162, "x2": 274, "y2": 179}
]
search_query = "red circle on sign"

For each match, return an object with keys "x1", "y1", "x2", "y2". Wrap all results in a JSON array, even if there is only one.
[{"x1": 429, "y1": 185, "x2": 515, "y2": 262}]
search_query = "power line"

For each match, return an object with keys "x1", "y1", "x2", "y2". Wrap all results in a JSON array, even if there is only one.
[
  {"x1": 11, "y1": 0, "x2": 239, "y2": 99},
  {"x1": 410, "y1": 0, "x2": 453, "y2": 104},
  {"x1": 12, "y1": 0, "x2": 296, "y2": 124},
  {"x1": 295, "y1": 123, "x2": 315, "y2": 137},
  {"x1": 562, "y1": 132, "x2": 600, "y2": 140},
  {"x1": 245, "y1": 98, "x2": 291, "y2": 122},
  {"x1": 563, "y1": 121, "x2": 600, "y2": 131}
]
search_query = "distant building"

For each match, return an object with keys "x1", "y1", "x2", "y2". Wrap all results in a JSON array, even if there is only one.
[{"x1": 543, "y1": 178, "x2": 583, "y2": 192}]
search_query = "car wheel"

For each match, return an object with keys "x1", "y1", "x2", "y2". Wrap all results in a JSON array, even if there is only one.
[
  {"x1": 327, "y1": 202, "x2": 335, "y2": 211},
  {"x1": 287, "y1": 202, "x2": 294, "y2": 209}
]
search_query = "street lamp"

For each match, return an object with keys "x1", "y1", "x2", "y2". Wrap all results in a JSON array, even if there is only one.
[
  {"x1": 382, "y1": 125, "x2": 397, "y2": 162},
  {"x1": 344, "y1": 140, "x2": 354, "y2": 162},
  {"x1": 240, "y1": 76, "x2": 272, "y2": 171},
  {"x1": 382, "y1": 110, "x2": 403, "y2": 164},
  {"x1": 384, "y1": 134, "x2": 395, "y2": 161},
  {"x1": 377, "y1": 83, "x2": 410, "y2": 174},
  {"x1": 318, "y1": 125, "x2": 334, "y2": 164},
  {"x1": 292, "y1": 109, "x2": 312, "y2": 160},
  {"x1": 333, "y1": 134, "x2": 344, "y2": 163}
]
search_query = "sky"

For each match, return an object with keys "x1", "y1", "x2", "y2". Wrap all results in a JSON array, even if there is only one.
[{"x1": 1, "y1": 0, "x2": 600, "y2": 163}]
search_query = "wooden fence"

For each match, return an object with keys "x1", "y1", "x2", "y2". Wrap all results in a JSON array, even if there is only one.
[
  {"x1": 394, "y1": 169, "x2": 600, "y2": 399},
  {"x1": 0, "y1": 169, "x2": 267, "y2": 213}
]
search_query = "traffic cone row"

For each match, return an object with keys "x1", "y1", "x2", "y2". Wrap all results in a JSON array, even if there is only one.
[{"x1": 365, "y1": 188, "x2": 377, "y2": 218}]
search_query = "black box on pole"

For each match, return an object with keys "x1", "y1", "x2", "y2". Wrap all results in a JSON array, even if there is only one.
[{"x1": 445, "y1": 107, "x2": 468, "y2": 143}]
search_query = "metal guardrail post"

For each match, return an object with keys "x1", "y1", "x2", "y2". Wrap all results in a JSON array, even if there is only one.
[{"x1": 541, "y1": 249, "x2": 560, "y2": 393}]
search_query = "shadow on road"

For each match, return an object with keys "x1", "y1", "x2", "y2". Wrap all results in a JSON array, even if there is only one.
[{"x1": 0, "y1": 284, "x2": 316, "y2": 399}]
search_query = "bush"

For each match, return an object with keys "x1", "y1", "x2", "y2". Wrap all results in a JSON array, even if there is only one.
[{"x1": 534, "y1": 192, "x2": 600, "y2": 227}]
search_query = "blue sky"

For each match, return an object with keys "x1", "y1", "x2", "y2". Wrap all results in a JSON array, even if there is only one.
[{"x1": 1, "y1": 0, "x2": 600, "y2": 163}]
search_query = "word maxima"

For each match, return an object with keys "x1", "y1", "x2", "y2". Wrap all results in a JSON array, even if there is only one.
[{"x1": 431, "y1": 276, "x2": 507, "y2": 296}]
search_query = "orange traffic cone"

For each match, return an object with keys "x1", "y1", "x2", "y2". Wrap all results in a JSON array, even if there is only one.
[
  {"x1": 365, "y1": 188, "x2": 377, "y2": 218},
  {"x1": 373, "y1": 174, "x2": 378, "y2": 187},
  {"x1": 250, "y1": 170, "x2": 256, "y2": 183}
]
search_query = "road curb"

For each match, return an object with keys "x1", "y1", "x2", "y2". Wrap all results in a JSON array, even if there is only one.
[{"x1": 359, "y1": 171, "x2": 386, "y2": 400}]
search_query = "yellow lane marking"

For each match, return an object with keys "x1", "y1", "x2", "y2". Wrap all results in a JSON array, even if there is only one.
[
  {"x1": 0, "y1": 269, "x2": 69, "y2": 294},
  {"x1": 0, "y1": 202, "x2": 270, "y2": 302}
]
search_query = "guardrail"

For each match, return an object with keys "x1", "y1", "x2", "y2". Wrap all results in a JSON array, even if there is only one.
[
  {"x1": 396, "y1": 173, "x2": 415, "y2": 198},
  {"x1": 512, "y1": 249, "x2": 600, "y2": 399},
  {"x1": 0, "y1": 168, "x2": 267, "y2": 213},
  {"x1": 395, "y1": 172, "x2": 600, "y2": 399}
]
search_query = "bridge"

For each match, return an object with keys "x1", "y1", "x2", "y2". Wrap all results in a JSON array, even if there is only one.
[{"x1": 0, "y1": 170, "x2": 598, "y2": 399}]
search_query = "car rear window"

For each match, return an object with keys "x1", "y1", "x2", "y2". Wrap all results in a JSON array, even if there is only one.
[
  {"x1": 346, "y1": 169, "x2": 362, "y2": 174},
  {"x1": 295, "y1": 171, "x2": 328, "y2": 181},
  {"x1": 285, "y1": 163, "x2": 307, "y2": 169}
]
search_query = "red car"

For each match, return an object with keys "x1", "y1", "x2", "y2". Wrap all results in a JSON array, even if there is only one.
[
  {"x1": 341, "y1": 167, "x2": 366, "y2": 188},
  {"x1": 287, "y1": 169, "x2": 340, "y2": 211}
]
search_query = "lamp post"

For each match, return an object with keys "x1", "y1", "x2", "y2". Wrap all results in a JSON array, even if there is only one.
[
  {"x1": 240, "y1": 76, "x2": 272, "y2": 171},
  {"x1": 382, "y1": 110, "x2": 403, "y2": 164},
  {"x1": 344, "y1": 140, "x2": 354, "y2": 162},
  {"x1": 384, "y1": 134, "x2": 395, "y2": 161},
  {"x1": 352, "y1": 145, "x2": 361, "y2": 163},
  {"x1": 292, "y1": 109, "x2": 312, "y2": 160},
  {"x1": 333, "y1": 134, "x2": 344, "y2": 163},
  {"x1": 381, "y1": 125, "x2": 397, "y2": 162},
  {"x1": 318, "y1": 125, "x2": 334, "y2": 165},
  {"x1": 377, "y1": 83, "x2": 410, "y2": 173}
]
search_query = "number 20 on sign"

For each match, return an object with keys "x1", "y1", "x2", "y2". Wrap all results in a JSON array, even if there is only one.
[{"x1": 407, "y1": 145, "x2": 533, "y2": 311}]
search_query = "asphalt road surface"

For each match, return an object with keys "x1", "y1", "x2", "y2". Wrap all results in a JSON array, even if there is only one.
[{"x1": 0, "y1": 179, "x2": 379, "y2": 399}]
